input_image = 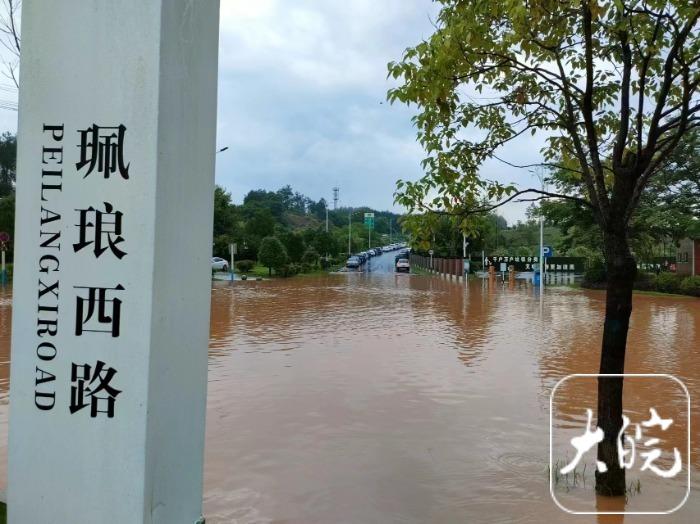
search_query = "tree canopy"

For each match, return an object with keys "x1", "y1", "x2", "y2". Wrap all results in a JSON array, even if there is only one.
[
  {"x1": 0, "y1": 132, "x2": 16, "y2": 198},
  {"x1": 389, "y1": 0, "x2": 700, "y2": 237},
  {"x1": 258, "y1": 236, "x2": 288, "y2": 276}
]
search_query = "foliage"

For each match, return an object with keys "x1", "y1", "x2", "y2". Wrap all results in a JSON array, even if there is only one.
[
  {"x1": 280, "y1": 231, "x2": 306, "y2": 263},
  {"x1": 278, "y1": 263, "x2": 302, "y2": 278},
  {"x1": 388, "y1": 0, "x2": 700, "y2": 265},
  {"x1": 301, "y1": 247, "x2": 320, "y2": 266},
  {"x1": 654, "y1": 272, "x2": 683, "y2": 294},
  {"x1": 0, "y1": 132, "x2": 15, "y2": 198},
  {"x1": 211, "y1": 184, "x2": 403, "y2": 262},
  {"x1": 541, "y1": 130, "x2": 700, "y2": 259},
  {"x1": 311, "y1": 230, "x2": 338, "y2": 256},
  {"x1": 583, "y1": 269, "x2": 699, "y2": 296},
  {"x1": 0, "y1": 197, "x2": 12, "y2": 266},
  {"x1": 583, "y1": 256, "x2": 607, "y2": 285},
  {"x1": 389, "y1": 7, "x2": 700, "y2": 481},
  {"x1": 679, "y1": 276, "x2": 700, "y2": 296},
  {"x1": 235, "y1": 259, "x2": 255, "y2": 273},
  {"x1": 258, "y1": 236, "x2": 288, "y2": 275}
]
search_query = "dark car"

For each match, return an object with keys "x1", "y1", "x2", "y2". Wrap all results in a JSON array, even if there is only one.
[{"x1": 395, "y1": 249, "x2": 410, "y2": 263}]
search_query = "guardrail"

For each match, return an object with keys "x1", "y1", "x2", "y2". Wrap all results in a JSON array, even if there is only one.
[{"x1": 410, "y1": 254, "x2": 468, "y2": 282}]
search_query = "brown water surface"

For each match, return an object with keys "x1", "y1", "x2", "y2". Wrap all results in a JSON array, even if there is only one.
[{"x1": 0, "y1": 255, "x2": 698, "y2": 523}]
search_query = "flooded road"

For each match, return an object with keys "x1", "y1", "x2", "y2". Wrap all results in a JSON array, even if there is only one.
[{"x1": 0, "y1": 251, "x2": 699, "y2": 522}]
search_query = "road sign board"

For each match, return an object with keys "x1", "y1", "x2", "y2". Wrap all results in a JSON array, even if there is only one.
[
  {"x1": 543, "y1": 245, "x2": 553, "y2": 258},
  {"x1": 363, "y1": 212, "x2": 374, "y2": 229},
  {"x1": 0, "y1": 231, "x2": 9, "y2": 243},
  {"x1": 429, "y1": 249, "x2": 434, "y2": 255}
]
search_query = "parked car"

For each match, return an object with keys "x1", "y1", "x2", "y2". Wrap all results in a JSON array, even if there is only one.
[
  {"x1": 396, "y1": 258, "x2": 410, "y2": 273},
  {"x1": 211, "y1": 257, "x2": 229, "y2": 271},
  {"x1": 346, "y1": 256, "x2": 361, "y2": 269},
  {"x1": 395, "y1": 249, "x2": 410, "y2": 262}
]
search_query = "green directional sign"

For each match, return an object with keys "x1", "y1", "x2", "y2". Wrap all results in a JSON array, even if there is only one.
[{"x1": 364, "y1": 212, "x2": 374, "y2": 229}]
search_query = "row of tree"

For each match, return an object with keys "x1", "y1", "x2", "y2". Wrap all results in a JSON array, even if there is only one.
[
  {"x1": 213, "y1": 185, "x2": 404, "y2": 265},
  {"x1": 0, "y1": 135, "x2": 404, "y2": 268},
  {"x1": 0, "y1": 132, "x2": 16, "y2": 253}
]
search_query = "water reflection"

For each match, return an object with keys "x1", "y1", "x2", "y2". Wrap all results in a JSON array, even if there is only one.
[{"x1": 0, "y1": 274, "x2": 698, "y2": 523}]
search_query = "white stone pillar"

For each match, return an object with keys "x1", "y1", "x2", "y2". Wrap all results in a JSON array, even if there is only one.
[{"x1": 8, "y1": 1, "x2": 220, "y2": 523}]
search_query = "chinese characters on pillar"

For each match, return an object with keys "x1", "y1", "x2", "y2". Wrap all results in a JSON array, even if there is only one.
[{"x1": 70, "y1": 125, "x2": 130, "y2": 418}]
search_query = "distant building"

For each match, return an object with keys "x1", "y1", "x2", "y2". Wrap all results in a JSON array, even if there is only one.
[{"x1": 677, "y1": 238, "x2": 699, "y2": 276}]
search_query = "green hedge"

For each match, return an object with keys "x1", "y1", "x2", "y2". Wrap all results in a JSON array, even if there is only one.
[
  {"x1": 679, "y1": 276, "x2": 700, "y2": 297},
  {"x1": 583, "y1": 270, "x2": 700, "y2": 297},
  {"x1": 654, "y1": 272, "x2": 682, "y2": 294},
  {"x1": 235, "y1": 259, "x2": 255, "y2": 273}
]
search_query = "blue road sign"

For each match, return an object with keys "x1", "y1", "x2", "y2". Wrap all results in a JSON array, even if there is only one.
[{"x1": 543, "y1": 245, "x2": 553, "y2": 258}]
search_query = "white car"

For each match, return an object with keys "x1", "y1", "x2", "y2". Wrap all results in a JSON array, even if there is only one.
[
  {"x1": 211, "y1": 257, "x2": 229, "y2": 271},
  {"x1": 396, "y1": 258, "x2": 410, "y2": 273}
]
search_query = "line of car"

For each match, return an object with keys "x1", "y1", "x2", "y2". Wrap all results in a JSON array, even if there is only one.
[{"x1": 346, "y1": 243, "x2": 411, "y2": 272}]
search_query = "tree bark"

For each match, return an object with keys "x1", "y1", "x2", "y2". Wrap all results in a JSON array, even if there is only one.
[{"x1": 595, "y1": 230, "x2": 636, "y2": 496}]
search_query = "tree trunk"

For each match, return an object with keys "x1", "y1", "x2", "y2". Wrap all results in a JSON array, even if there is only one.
[{"x1": 595, "y1": 231, "x2": 636, "y2": 496}]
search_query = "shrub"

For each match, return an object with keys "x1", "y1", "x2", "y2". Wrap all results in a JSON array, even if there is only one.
[
  {"x1": 301, "y1": 247, "x2": 320, "y2": 266},
  {"x1": 236, "y1": 259, "x2": 255, "y2": 273},
  {"x1": 633, "y1": 271, "x2": 656, "y2": 291},
  {"x1": 653, "y1": 272, "x2": 682, "y2": 294},
  {"x1": 278, "y1": 263, "x2": 301, "y2": 277},
  {"x1": 583, "y1": 257, "x2": 606, "y2": 285},
  {"x1": 679, "y1": 276, "x2": 700, "y2": 297}
]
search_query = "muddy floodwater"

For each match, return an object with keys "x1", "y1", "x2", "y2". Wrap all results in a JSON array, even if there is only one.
[{"x1": 0, "y1": 251, "x2": 698, "y2": 523}]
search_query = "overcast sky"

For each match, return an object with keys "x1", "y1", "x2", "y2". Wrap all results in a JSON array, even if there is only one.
[{"x1": 0, "y1": 0, "x2": 547, "y2": 224}]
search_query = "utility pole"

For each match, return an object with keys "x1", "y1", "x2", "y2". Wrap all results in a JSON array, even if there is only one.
[
  {"x1": 389, "y1": 218, "x2": 392, "y2": 243},
  {"x1": 348, "y1": 209, "x2": 352, "y2": 255},
  {"x1": 325, "y1": 204, "x2": 329, "y2": 233},
  {"x1": 333, "y1": 186, "x2": 339, "y2": 210}
]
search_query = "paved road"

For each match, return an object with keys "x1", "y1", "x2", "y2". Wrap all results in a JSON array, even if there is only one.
[{"x1": 359, "y1": 250, "x2": 406, "y2": 274}]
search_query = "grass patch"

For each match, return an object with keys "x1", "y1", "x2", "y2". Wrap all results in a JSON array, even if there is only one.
[
  {"x1": 223, "y1": 263, "x2": 333, "y2": 280},
  {"x1": 549, "y1": 458, "x2": 642, "y2": 498},
  {"x1": 410, "y1": 265, "x2": 433, "y2": 276},
  {"x1": 249, "y1": 264, "x2": 274, "y2": 278},
  {"x1": 0, "y1": 501, "x2": 6, "y2": 523}
]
